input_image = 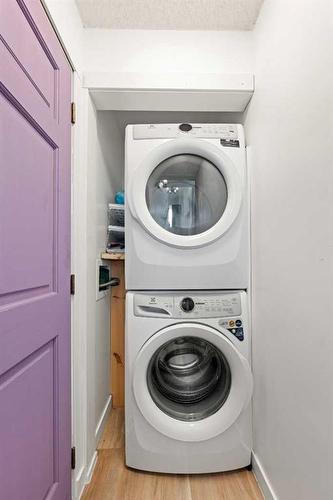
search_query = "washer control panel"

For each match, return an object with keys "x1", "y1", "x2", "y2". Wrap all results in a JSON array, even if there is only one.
[
  {"x1": 132, "y1": 123, "x2": 239, "y2": 141},
  {"x1": 134, "y1": 292, "x2": 241, "y2": 319}
]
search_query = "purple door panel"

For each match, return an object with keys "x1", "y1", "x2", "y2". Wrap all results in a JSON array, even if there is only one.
[{"x1": 0, "y1": 1, "x2": 71, "y2": 499}]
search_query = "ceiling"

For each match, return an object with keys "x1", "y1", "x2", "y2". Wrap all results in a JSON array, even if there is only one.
[{"x1": 75, "y1": 0, "x2": 264, "y2": 31}]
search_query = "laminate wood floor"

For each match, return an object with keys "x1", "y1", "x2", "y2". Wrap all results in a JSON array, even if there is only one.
[{"x1": 81, "y1": 409, "x2": 263, "y2": 500}]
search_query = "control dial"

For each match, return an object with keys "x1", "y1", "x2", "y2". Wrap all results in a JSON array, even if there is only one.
[
  {"x1": 181, "y1": 297, "x2": 195, "y2": 312},
  {"x1": 179, "y1": 123, "x2": 192, "y2": 132}
]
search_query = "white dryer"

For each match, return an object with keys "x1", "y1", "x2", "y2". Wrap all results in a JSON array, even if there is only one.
[
  {"x1": 125, "y1": 123, "x2": 249, "y2": 290},
  {"x1": 125, "y1": 290, "x2": 253, "y2": 473}
]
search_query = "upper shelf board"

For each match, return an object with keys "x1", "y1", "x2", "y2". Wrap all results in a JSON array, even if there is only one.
[{"x1": 83, "y1": 72, "x2": 254, "y2": 112}]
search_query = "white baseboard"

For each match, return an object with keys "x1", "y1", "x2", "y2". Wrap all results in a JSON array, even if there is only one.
[
  {"x1": 77, "y1": 395, "x2": 112, "y2": 499},
  {"x1": 95, "y1": 394, "x2": 112, "y2": 442},
  {"x1": 252, "y1": 453, "x2": 278, "y2": 500},
  {"x1": 86, "y1": 451, "x2": 98, "y2": 484},
  {"x1": 74, "y1": 466, "x2": 86, "y2": 500},
  {"x1": 77, "y1": 448, "x2": 98, "y2": 499}
]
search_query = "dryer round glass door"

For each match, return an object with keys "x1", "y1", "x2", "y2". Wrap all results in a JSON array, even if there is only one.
[
  {"x1": 147, "y1": 336, "x2": 231, "y2": 421},
  {"x1": 146, "y1": 155, "x2": 228, "y2": 236},
  {"x1": 133, "y1": 323, "x2": 253, "y2": 442},
  {"x1": 128, "y1": 138, "x2": 243, "y2": 248}
]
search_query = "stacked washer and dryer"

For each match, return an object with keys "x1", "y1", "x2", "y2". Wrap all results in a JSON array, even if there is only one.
[{"x1": 124, "y1": 123, "x2": 252, "y2": 473}]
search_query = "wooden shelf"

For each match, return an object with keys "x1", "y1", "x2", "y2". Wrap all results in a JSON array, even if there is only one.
[{"x1": 101, "y1": 252, "x2": 125, "y2": 261}]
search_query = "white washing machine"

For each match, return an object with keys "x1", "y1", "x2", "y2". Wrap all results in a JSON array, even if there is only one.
[
  {"x1": 125, "y1": 290, "x2": 253, "y2": 473},
  {"x1": 125, "y1": 123, "x2": 249, "y2": 290}
]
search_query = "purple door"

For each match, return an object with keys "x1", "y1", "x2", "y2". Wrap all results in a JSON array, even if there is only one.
[{"x1": 0, "y1": 1, "x2": 71, "y2": 499}]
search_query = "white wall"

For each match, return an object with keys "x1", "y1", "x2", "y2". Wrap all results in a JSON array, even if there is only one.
[
  {"x1": 83, "y1": 29, "x2": 254, "y2": 74},
  {"x1": 85, "y1": 100, "x2": 124, "y2": 475},
  {"x1": 43, "y1": 3, "x2": 254, "y2": 77},
  {"x1": 245, "y1": 1, "x2": 333, "y2": 499}
]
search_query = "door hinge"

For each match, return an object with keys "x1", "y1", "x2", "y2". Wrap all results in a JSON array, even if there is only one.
[
  {"x1": 71, "y1": 447, "x2": 76, "y2": 470},
  {"x1": 71, "y1": 102, "x2": 76, "y2": 124},
  {"x1": 70, "y1": 274, "x2": 75, "y2": 295}
]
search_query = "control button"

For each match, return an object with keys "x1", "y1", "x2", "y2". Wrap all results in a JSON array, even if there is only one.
[
  {"x1": 180, "y1": 297, "x2": 195, "y2": 312},
  {"x1": 235, "y1": 319, "x2": 242, "y2": 327},
  {"x1": 229, "y1": 320, "x2": 235, "y2": 327},
  {"x1": 179, "y1": 123, "x2": 192, "y2": 132}
]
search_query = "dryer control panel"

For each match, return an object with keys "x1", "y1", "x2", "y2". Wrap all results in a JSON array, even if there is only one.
[
  {"x1": 134, "y1": 292, "x2": 241, "y2": 319},
  {"x1": 132, "y1": 123, "x2": 239, "y2": 141}
]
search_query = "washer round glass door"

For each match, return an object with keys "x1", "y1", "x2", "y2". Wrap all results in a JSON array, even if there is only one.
[
  {"x1": 147, "y1": 336, "x2": 231, "y2": 421},
  {"x1": 133, "y1": 323, "x2": 253, "y2": 442},
  {"x1": 128, "y1": 138, "x2": 243, "y2": 248}
]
